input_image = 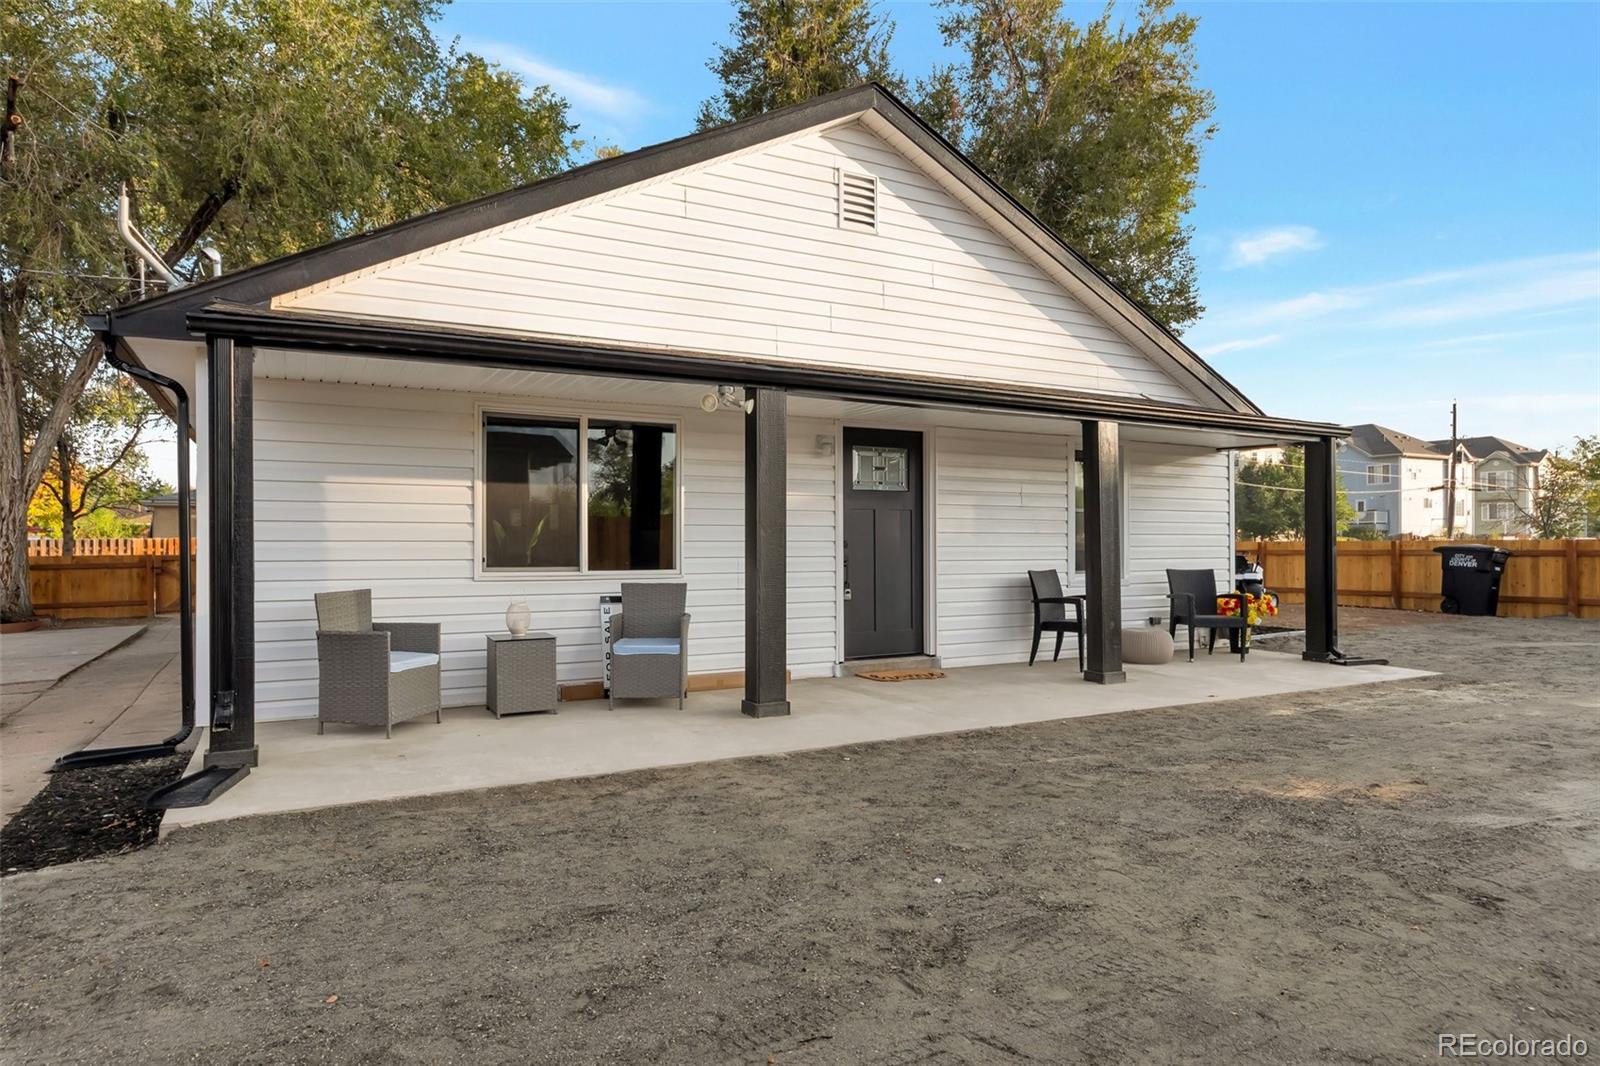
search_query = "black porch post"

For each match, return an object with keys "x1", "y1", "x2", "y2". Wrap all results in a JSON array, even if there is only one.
[
  {"x1": 742, "y1": 387, "x2": 791, "y2": 717},
  {"x1": 1082, "y1": 420, "x2": 1126, "y2": 684},
  {"x1": 205, "y1": 335, "x2": 258, "y2": 767},
  {"x1": 1302, "y1": 436, "x2": 1339, "y2": 662}
]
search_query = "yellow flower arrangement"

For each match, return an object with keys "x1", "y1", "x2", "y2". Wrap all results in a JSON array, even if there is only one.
[{"x1": 1215, "y1": 592, "x2": 1280, "y2": 628}]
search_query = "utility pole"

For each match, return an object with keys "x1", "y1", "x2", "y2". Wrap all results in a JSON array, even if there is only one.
[{"x1": 1444, "y1": 400, "x2": 1458, "y2": 538}]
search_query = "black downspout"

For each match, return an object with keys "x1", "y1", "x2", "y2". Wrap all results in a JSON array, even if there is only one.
[{"x1": 52, "y1": 332, "x2": 196, "y2": 769}]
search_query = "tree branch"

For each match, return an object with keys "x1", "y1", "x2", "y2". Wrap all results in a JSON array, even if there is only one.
[
  {"x1": 76, "y1": 425, "x2": 147, "y2": 500},
  {"x1": 161, "y1": 177, "x2": 241, "y2": 267},
  {"x1": 21, "y1": 337, "x2": 103, "y2": 492}
]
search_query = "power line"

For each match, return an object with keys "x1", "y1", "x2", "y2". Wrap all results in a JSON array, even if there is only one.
[{"x1": 1235, "y1": 481, "x2": 1305, "y2": 493}]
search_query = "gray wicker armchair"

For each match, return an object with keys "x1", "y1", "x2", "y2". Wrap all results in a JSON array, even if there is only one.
[
  {"x1": 314, "y1": 589, "x2": 443, "y2": 737},
  {"x1": 607, "y1": 582, "x2": 689, "y2": 709}
]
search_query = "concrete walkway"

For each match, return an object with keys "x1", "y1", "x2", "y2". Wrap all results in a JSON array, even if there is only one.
[
  {"x1": 0, "y1": 618, "x2": 186, "y2": 821},
  {"x1": 1, "y1": 624, "x2": 147, "y2": 718},
  {"x1": 166, "y1": 651, "x2": 1431, "y2": 830}
]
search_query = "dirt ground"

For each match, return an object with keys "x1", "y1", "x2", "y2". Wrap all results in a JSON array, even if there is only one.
[{"x1": 3, "y1": 615, "x2": 1598, "y2": 1064}]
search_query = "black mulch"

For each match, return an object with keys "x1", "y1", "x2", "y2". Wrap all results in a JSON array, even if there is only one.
[{"x1": 1, "y1": 754, "x2": 186, "y2": 877}]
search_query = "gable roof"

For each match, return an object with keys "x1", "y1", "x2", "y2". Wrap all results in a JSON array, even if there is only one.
[
  {"x1": 107, "y1": 82, "x2": 1259, "y2": 416},
  {"x1": 1345, "y1": 423, "x2": 1446, "y2": 458},
  {"x1": 1431, "y1": 435, "x2": 1549, "y2": 463}
]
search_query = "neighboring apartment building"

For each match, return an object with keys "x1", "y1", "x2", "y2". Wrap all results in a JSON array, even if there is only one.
[
  {"x1": 1338, "y1": 425, "x2": 1464, "y2": 536},
  {"x1": 1433, "y1": 436, "x2": 1550, "y2": 537},
  {"x1": 1338, "y1": 425, "x2": 1551, "y2": 537}
]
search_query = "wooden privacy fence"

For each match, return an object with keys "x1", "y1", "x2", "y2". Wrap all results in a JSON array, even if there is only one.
[
  {"x1": 1240, "y1": 538, "x2": 1600, "y2": 620},
  {"x1": 28, "y1": 537, "x2": 184, "y2": 557},
  {"x1": 27, "y1": 550, "x2": 194, "y2": 620}
]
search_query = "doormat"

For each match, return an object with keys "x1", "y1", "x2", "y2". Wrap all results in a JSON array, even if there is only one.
[{"x1": 856, "y1": 669, "x2": 946, "y2": 682}]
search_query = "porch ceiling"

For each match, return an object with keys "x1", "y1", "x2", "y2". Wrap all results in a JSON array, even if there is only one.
[
  {"x1": 228, "y1": 299, "x2": 1337, "y2": 448},
  {"x1": 163, "y1": 654, "x2": 1430, "y2": 830},
  {"x1": 252, "y1": 347, "x2": 1306, "y2": 449}
]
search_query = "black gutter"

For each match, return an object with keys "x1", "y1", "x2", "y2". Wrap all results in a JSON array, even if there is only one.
[
  {"x1": 187, "y1": 302, "x2": 1349, "y2": 442},
  {"x1": 51, "y1": 332, "x2": 196, "y2": 771}
]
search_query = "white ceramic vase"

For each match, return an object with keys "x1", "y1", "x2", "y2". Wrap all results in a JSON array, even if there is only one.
[{"x1": 505, "y1": 599, "x2": 531, "y2": 637}]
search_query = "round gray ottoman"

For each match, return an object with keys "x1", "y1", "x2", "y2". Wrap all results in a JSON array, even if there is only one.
[{"x1": 1123, "y1": 624, "x2": 1175, "y2": 665}]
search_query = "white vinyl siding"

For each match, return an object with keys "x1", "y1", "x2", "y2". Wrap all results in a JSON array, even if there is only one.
[
  {"x1": 935, "y1": 430, "x2": 1232, "y2": 668},
  {"x1": 935, "y1": 429, "x2": 1071, "y2": 667},
  {"x1": 278, "y1": 121, "x2": 1202, "y2": 406},
  {"x1": 251, "y1": 376, "x2": 836, "y2": 722},
  {"x1": 249, "y1": 369, "x2": 1238, "y2": 718}
]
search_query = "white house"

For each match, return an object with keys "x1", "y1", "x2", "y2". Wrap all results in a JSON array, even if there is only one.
[{"x1": 98, "y1": 85, "x2": 1348, "y2": 787}]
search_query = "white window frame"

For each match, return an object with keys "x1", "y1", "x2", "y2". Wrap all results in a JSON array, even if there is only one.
[
  {"x1": 475, "y1": 401, "x2": 686, "y2": 579},
  {"x1": 1068, "y1": 445, "x2": 1129, "y2": 579},
  {"x1": 1480, "y1": 469, "x2": 1513, "y2": 490},
  {"x1": 1482, "y1": 501, "x2": 1514, "y2": 522},
  {"x1": 1366, "y1": 463, "x2": 1391, "y2": 485}
]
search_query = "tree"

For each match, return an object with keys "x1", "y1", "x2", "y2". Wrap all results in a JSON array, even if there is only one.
[
  {"x1": 1527, "y1": 436, "x2": 1600, "y2": 538},
  {"x1": 698, "y1": 0, "x2": 904, "y2": 129},
  {"x1": 35, "y1": 370, "x2": 167, "y2": 552},
  {"x1": 925, "y1": 0, "x2": 1215, "y2": 331},
  {"x1": 1234, "y1": 448, "x2": 1358, "y2": 540},
  {"x1": 1, "y1": 0, "x2": 578, "y2": 620}
]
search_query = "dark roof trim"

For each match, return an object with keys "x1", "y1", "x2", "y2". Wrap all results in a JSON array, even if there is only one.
[
  {"x1": 187, "y1": 302, "x2": 1346, "y2": 442},
  {"x1": 108, "y1": 82, "x2": 1259, "y2": 415},
  {"x1": 143, "y1": 492, "x2": 196, "y2": 508}
]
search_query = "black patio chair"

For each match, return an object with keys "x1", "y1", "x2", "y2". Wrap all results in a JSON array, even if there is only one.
[
  {"x1": 1027, "y1": 569, "x2": 1085, "y2": 670},
  {"x1": 1167, "y1": 568, "x2": 1248, "y2": 662}
]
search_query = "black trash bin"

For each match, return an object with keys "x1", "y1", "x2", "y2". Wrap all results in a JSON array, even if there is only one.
[{"x1": 1434, "y1": 544, "x2": 1512, "y2": 615}]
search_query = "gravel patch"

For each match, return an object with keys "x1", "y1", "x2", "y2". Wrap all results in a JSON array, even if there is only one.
[{"x1": 2, "y1": 616, "x2": 1597, "y2": 1064}]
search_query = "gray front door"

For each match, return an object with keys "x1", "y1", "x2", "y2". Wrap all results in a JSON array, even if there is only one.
[{"x1": 843, "y1": 428, "x2": 924, "y2": 659}]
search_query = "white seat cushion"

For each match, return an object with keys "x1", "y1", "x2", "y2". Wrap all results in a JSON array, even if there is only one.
[
  {"x1": 389, "y1": 650, "x2": 440, "y2": 673},
  {"x1": 613, "y1": 637, "x2": 681, "y2": 656}
]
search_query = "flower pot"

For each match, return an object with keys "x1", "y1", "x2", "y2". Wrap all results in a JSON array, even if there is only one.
[{"x1": 505, "y1": 600, "x2": 531, "y2": 637}]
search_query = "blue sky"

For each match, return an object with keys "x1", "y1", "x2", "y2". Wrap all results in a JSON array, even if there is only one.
[{"x1": 434, "y1": 0, "x2": 1600, "y2": 451}]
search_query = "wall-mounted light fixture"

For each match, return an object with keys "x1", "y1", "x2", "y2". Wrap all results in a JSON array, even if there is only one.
[
  {"x1": 700, "y1": 385, "x2": 754, "y2": 414},
  {"x1": 815, "y1": 434, "x2": 836, "y2": 457}
]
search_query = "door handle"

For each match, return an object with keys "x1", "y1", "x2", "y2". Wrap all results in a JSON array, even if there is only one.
[{"x1": 843, "y1": 537, "x2": 852, "y2": 601}]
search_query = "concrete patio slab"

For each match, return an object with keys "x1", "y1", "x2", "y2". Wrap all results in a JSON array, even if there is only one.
[{"x1": 164, "y1": 651, "x2": 1431, "y2": 831}]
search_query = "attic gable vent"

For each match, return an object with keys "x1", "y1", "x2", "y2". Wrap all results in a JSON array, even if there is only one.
[{"x1": 837, "y1": 170, "x2": 878, "y2": 232}]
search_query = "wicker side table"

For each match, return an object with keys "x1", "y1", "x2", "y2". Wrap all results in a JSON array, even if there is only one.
[{"x1": 486, "y1": 633, "x2": 559, "y2": 718}]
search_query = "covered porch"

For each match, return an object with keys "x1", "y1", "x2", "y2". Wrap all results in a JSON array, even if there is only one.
[
  {"x1": 165, "y1": 650, "x2": 1429, "y2": 829},
  {"x1": 105, "y1": 300, "x2": 1355, "y2": 807}
]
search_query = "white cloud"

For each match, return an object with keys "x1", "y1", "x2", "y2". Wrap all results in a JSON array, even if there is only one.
[
  {"x1": 1225, "y1": 290, "x2": 1367, "y2": 327},
  {"x1": 1227, "y1": 225, "x2": 1324, "y2": 268},
  {"x1": 1198, "y1": 334, "x2": 1282, "y2": 357},
  {"x1": 1376, "y1": 263, "x2": 1600, "y2": 327},
  {"x1": 468, "y1": 42, "x2": 649, "y2": 122},
  {"x1": 1203, "y1": 250, "x2": 1600, "y2": 334}
]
